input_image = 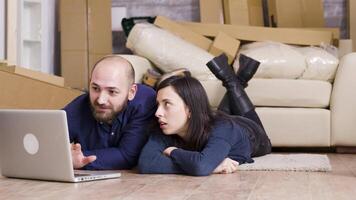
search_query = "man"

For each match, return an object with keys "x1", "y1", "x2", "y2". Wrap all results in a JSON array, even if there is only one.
[{"x1": 64, "y1": 55, "x2": 156, "y2": 170}]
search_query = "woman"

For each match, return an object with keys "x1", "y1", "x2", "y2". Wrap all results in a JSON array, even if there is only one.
[{"x1": 138, "y1": 54, "x2": 272, "y2": 176}]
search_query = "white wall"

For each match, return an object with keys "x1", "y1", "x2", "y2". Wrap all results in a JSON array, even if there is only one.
[{"x1": 0, "y1": 0, "x2": 4, "y2": 60}]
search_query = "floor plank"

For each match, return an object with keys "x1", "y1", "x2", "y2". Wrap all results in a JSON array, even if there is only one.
[{"x1": 1, "y1": 153, "x2": 356, "y2": 200}]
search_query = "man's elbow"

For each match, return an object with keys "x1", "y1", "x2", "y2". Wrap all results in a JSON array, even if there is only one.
[
  {"x1": 120, "y1": 162, "x2": 136, "y2": 170},
  {"x1": 124, "y1": 158, "x2": 139, "y2": 169},
  {"x1": 115, "y1": 155, "x2": 138, "y2": 170}
]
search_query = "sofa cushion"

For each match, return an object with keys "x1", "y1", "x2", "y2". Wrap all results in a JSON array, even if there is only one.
[
  {"x1": 201, "y1": 78, "x2": 331, "y2": 108},
  {"x1": 246, "y1": 78, "x2": 332, "y2": 108},
  {"x1": 256, "y1": 107, "x2": 330, "y2": 147},
  {"x1": 200, "y1": 79, "x2": 226, "y2": 108}
]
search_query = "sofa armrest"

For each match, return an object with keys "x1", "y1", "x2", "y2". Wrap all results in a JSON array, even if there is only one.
[
  {"x1": 119, "y1": 54, "x2": 155, "y2": 83},
  {"x1": 330, "y1": 53, "x2": 356, "y2": 146}
]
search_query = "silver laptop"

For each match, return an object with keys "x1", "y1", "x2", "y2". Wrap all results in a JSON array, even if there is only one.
[{"x1": 0, "y1": 109, "x2": 121, "y2": 182}]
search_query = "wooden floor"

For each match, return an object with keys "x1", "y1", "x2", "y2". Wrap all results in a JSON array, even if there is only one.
[{"x1": 2, "y1": 153, "x2": 356, "y2": 200}]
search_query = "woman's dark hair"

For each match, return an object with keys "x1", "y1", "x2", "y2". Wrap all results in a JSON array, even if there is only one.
[{"x1": 156, "y1": 75, "x2": 215, "y2": 151}]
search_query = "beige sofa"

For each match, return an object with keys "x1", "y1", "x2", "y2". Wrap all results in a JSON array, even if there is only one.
[
  {"x1": 123, "y1": 23, "x2": 356, "y2": 148},
  {"x1": 123, "y1": 52, "x2": 356, "y2": 147},
  {"x1": 202, "y1": 52, "x2": 356, "y2": 147}
]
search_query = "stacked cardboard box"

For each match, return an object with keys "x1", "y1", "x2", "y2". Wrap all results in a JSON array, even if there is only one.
[
  {"x1": 0, "y1": 63, "x2": 82, "y2": 109},
  {"x1": 200, "y1": 0, "x2": 264, "y2": 26},
  {"x1": 209, "y1": 32, "x2": 240, "y2": 64},
  {"x1": 199, "y1": 0, "x2": 224, "y2": 24},
  {"x1": 178, "y1": 21, "x2": 333, "y2": 46},
  {"x1": 154, "y1": 16, "x2": 240, "y2": 64},
  {"x1": 198, "y1": 0, "x2": 339, "y2": 45},
  {"x1": 154, "y1": 16, "x2": 212, "y2": 50},
  {"x1": 193, "y1": 0, "x2": 338, "y2": 63},
  {"x1": 200, "y1": 0, "x2": 325, "y2": 28},
  {"x1": 154, "y1": 15, "x2": 335, "y2": 68},
  {"x1": 60, "y1": 0, "x2": 112, "y2": 90},
  {"x1": 268, "y1": 0, "x2": 325, "y2": 28},
  {"x1": 0, "y1": 65, "x2": 65, "y2": 86},
  {"x1": 268, "y1": 0, "x2": 325, "y2": 27},
  {"x1": 223, "y1": 0, "x2": 264, "y2": 26}
]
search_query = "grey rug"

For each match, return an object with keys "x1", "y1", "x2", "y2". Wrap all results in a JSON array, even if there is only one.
[{"x1": 237, "y1": 154, "x2": 332, "y2": 172}]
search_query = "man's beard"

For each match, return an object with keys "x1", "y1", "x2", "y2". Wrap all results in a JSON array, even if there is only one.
[{"x1": 90, "y1": 101, "x2": 127, "y2": 124}]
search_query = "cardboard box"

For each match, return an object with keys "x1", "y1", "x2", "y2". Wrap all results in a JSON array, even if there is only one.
[
  {"x1": 268, "y1": 0, "x2": 325, "y2": 28},
  {"x1": 303, "y1": 28, "x2": 340, "y2": 40},
  {"x1": 301, "y1": 27, "x2": 340, "y2": 46},
  {"x1": 268, "y1": 0, "x2": 302, "y2": 27},
  {"x1": 60, "y1": 0, "x2": 112, "y2": 90},
  {"x1": 223, "y1": 0, "x2": 263, "y2": 26},
  {"x1": 60, "y1": 0, "x2": 87, "y2": 52},
  {"x1": 209, "y1": 32, "x2": 240, "y2": 64},
  {"x1": 0, "y1": 65, "x2": 64, "y2": 86},
  {"x1": 0, "y1": 69, "x2": 82, "y2": 109},
  {"x1": 199, "y1": 0, "x2": 224, "y2": 24},
  {"x1": 300, "y1": 0, "x2": 325, "y2": 27},
  {"x1": 60, "y1": 51, "x2": 88, "y2": 89},
  {"x1": 154, "y1": 16, "x2": 212, "y2": 50},
  {"x1": 87, "y1": 0, "x2": 113, "y2": 55},
  {"x1": 179, "y1": 21, "x2": 333, "y2": 46}
]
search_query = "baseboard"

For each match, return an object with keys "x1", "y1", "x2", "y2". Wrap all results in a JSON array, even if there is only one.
[
  {"x1": 272, "y1": 147, "x2": 336, "y2": 153},
  {"x1": 335, "y1": 147, "x2": 356, "y2": 154}
]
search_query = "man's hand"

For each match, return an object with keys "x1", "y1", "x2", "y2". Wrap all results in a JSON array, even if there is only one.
[
  {"x1": 71, "y1": 143, "x2": 97, "y2": 169},
  {"x1": 163, "y1": 147, "x2": 178, "y2": 157},
  {"x1": 213, "y1": 158, "x2": 239, "y2": 174}
]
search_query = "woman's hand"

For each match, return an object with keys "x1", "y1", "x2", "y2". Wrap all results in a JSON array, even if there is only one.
[
  {"x1": 213, "y1": 158, "x2": 239, "y2": 174},
  {"x1": 163, "y1": 146, "x2": 178, "y2": 156}
]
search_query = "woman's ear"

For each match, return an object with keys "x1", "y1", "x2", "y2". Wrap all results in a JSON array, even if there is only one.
[
  {"x1": 128, "y1": 84, "x2": 138, "y2": 101},
  {"x1": 185, "y1": 106, "x2": 191, "y2": 119}
]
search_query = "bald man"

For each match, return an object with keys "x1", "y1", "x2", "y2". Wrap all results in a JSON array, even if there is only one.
[{"x1": 64, "y1": 55, "x2": 156, "y2": 170}]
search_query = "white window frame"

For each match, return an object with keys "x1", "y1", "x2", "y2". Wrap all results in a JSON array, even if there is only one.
[{"x1": 0, "y1": 0, "x2": 5, "y2": 60}]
